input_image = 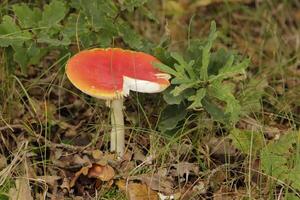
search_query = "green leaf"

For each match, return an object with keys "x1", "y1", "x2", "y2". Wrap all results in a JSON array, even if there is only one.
[
  {"x1": 260, "y1": 131, "x2": 300, "y2": 187},
  {"x1": 12, "y1": 4, "x2": 41, "y2": 28},
  {"x1": 39, "y1": 0, "x2": 67, "y2": 27},
  {"x1": 238, "y1": 78, "x2": 267, "y2": 116},
  {"x1": 202, "y1": 97, "x2": 226, "y2": 123},
  {"x1": 201, "y1": 42, "x2": 211, "y2": 81},
  {"x1": 62, "y1": 13, "x2": 88, "y2": 39},
  {"x1": 79, "y1": 0, "x2": 118, "y2": 30},
  {"x1": 209, "y1": 80, "x2": 241, "y2": 123},
  {"x1": 163, "y1": 87, "x2": 194, "y2": 105},
  {"x1": 121, "y1": 0, "x2": 148, "y2": 12},
  {"x1": 13, "y1": 47, "x2": 28, "y2": 73},
  {"x1": 215, "y1": 58, "x2": 249, "y2": 81},
  {"x1": 228, "y1": 129, "x2": 265, "y2": 155},
  {"x1": 13, "y1": 44, "x2": 46, "y2": 73},
  {"x1": 188, "y1": 88, "x2": 206, "y2": 109},
  {"x1": 154, "y1": 62, "x2": 178, "y2": 76},
  {"x1": 118, "y1": 22, "x2": 143, "y2": 49},
  {"x1": 208, "y1": 48, "x2": 231, "y2": 75},
  {"x1": 158, "y1": 104, "x2": 187, "y2": 132},
  {"x1": 171, "y1": 83, "x2": 197, "y2": 96},
  {"x1": 0, "y1": 16, "x2": 32, "y2": 47},
  {"x1": 171, "y1": 52, "x2": 196, "y2": 80},
  {"x1": 37, "y1": 33, "x2": 71, "y2": 46},
  {"x1": 200, "y1": 21, "x2": 218, "y2": 81}
]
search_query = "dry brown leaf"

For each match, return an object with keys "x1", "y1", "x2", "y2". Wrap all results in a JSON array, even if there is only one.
[
  {"x1": 133, "y1": 174, "x2": 174, "y2": 195},
  {"x1": 73, "y1": 154, "x2": 91, "y2": 166},
  {"x1": 117, "y1": 179, "x2": 159, "y2": 200},
  {"x1": 213, "y1": 186, "x2": 248, "y2": 200},
  {"x1": 37, "y1": 175, "x2": 61, "y2": 187},
  {"x1": 88, "y1": 164, "x2": 115, "y2": 181},
  {"x1": 172, "y1": 162, "x2": 199, "y2": 177},
  {"x1": 206, "y1": 137, "x2": 237, "y2": 156},
  {"x1": 9, "y1": 178, "x2": 33, "y2": 200},
  {"x1": 119, "y1": 161, "x2": 135, "y2": 175}
]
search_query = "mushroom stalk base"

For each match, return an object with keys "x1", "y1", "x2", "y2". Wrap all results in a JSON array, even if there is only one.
[{"x1": 110, "y1": 99, "x2": 125, "y2": 156}]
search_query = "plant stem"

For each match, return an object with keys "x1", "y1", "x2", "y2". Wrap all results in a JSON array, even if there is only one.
[{"x1": 110, "y1": 98, "x2": 125, "y2": 156}]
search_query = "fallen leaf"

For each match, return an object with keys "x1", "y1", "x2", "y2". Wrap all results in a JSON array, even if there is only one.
[
  {"x1": 172, "y1": 162, "x2": 199, "y2": 177},
  {"x1": 213, "y1": 186, "x2": 248, "y2": 200},
  {"x1": 37, "y1": 175, "x2": 61, "y2": 187},
  {"x1": 117, "y1": 179, "x2": 159, "y2": 200},
  {"x1": 206, "y1": 136, "x2": 237, "y2": 157},
  {"x1": 73, "y1": 154, "x2": 91, "y2": 166},
  {"x1": 132, "y1": 174, "x2": 174, "y2": 195},
  {"x1": 9, "y1": 178, "x2": 33, "y2": 200}
]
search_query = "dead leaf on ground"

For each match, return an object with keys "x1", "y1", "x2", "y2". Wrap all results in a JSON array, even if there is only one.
[
  {"x1": 73, "y1": 154, "x2": 91, "y2": 166},
  {"x1": 117, "y1": 179, "x2": 159, "y2": 200},
  {"x1": 180, "y1": 181, "x2": 207, "y2": 200},
  {"x1": 9, "y1": 178, "x2": 33, "y2": 200},
  {"x1": 213, "y1": 186, "x2": 248, "y2": 200},
  {"x1": 171, "y1": 162, "x2": 199, "y2": 178},
  {"x1": 133, "y1": 174, "x2": 174, "y2": 195},
  {"x1": 37, "y1": 175, "x2": 61, "y2": 187},
  {"x1": 206, "y1": 136, "x2": 237, "y2": 157}
]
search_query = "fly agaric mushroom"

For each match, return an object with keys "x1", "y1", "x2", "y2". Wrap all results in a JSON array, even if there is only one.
[{"x1": 66, "y1": 48, "x2": 170, "y2": 156}]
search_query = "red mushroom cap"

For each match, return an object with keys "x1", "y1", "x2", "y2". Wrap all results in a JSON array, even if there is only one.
[{"x1": 66, "y1": 48, "x2": 170, "y2": 100}]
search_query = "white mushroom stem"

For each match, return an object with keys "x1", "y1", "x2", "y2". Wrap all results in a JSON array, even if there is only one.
[{"x1": 110, "y1": 98, "x2": 125, "y2": 156}]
